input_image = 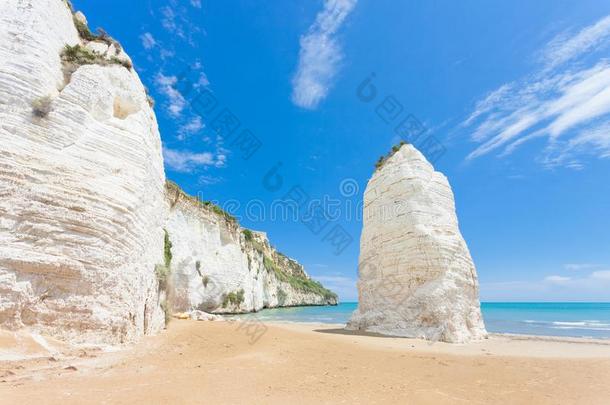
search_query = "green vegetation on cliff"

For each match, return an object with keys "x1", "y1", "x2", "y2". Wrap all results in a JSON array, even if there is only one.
[
  {"x1": 375, "y1": 140, "x2": 407, "y2": 171},
  {"x1": 264, "y1": 255, "x2": 337, "y2": 302},
  {"x1": 222, "y1": 289, "x2": 245, "y2": 307},
  {"x1": 166, "y1": 180, "x2": 236, "y2": 223}
]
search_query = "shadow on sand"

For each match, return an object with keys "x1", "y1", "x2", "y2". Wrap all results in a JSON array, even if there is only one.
[{"x1": 313, "y1": 328, "x2": 396, "y2": 339}]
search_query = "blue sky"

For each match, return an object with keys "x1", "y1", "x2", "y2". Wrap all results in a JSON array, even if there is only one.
[{"x1": 76, "y1": 0, "x2": 610, "y2": 302}]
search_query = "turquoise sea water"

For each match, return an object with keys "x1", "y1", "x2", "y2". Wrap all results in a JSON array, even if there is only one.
[{"x1": 233, "y1": 302, "x2": 610, "y2": 339}]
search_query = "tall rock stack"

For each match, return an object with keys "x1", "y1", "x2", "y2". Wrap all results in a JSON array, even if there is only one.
[
  {"x1": 347, "y1": 144, "x2": 486, "y2": 343},
  {"x1": 0, "y1": 0, "x2": 166, "y2": 343}
]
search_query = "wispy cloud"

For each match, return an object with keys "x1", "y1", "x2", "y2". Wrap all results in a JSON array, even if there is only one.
[
  {"x1": 178, "y1": 116, "x2": 205, "y2": 140},
  {"x1": 140, "y1": 32, "x2": 156, "y2": 50},
  {"x1": 544, "y1": 275, "x2": 572, "y2": 284},
  {"x1": 159, "y1": 2, "x2": 202, "y2": 44},
  {"x1": 463, "y1": 15, "x2": 610, "y2": 169},
  {"x1": 163, "y1": 147, "x2": 224, "y2": 173},
  {"x1": 291, "y1": 0, "x2": 357, "y2": 109},
  {"x1": 154, "y1": 73, "x2": 186, "y2": 118},
  {"x1": 564, "y1": 263, "x2": 602, "y2": 271},
  {"x1": 541, "y1": 15, "x2": 610, "y2": 69},
  {"x1": 161, "y1": 6, "x2": 182, "y2": 38}
]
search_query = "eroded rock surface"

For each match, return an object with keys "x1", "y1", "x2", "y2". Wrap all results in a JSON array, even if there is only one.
[
  {"x1": 0, "y1": 0, "x2": 166, "y2": 344},
  {"x1": 0, "y1": 0, "x2": 336, "y2": 345},
  {"x1": 347, "y1": 145, "x2": 486, "y2": 343},
  {"x1": 165, "y1": 182, "x2": 338, "y2": 314}
]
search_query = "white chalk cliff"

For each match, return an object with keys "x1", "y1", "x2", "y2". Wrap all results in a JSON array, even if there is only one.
[
  {"x1": 0, "y1": 0, "x2": 336, "y2": 344},
  {"x1": 166, "y1": 182, "x2": 337, "y2": 314},
  {"x1": 347, "y1": 144, "x2": 486, "y2": 343}
]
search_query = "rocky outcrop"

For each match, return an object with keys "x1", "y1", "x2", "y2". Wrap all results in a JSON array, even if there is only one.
[
  {"x1": 0, "y1": 0, "x2": 166, "y2": 344},
  {"x1": 165, "y1": 182, "x2": 338, "y2": 314},
  {"x1": 0, "y1": 0, "x2": 336, "y2": 345},
  {"x1": 347, "y1": 144, "x2": 486, "y2": 343}
]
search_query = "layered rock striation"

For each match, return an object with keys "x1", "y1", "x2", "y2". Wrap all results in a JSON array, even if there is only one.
[
  {"x1": 0, "y1": 0, "x2": 336, "y2": 344},
  {"x1": 0, "y1": 0, "x2": 166, "y2": 344},
  {"x1": 165, "y1": 181, "x2": 337, "y2": 314},
  {"x1": 347, "y1": 144, "x2": 486, "y2": 343}
]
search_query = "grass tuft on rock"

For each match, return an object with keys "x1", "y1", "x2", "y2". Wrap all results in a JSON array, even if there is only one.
[
  {"x1": 164, "y1": 229, "x2": 173, "y2": 268},
  {"x1": 31, "y1": 96, "x2": 53, "y2": 118},
  {"x1": 375, "y1": 140, "x2": 408, "y2": 171},
  {"x1": 166, "y1": 180, "x2": 237, "y2": 224},
  {"x1": 243, "y1": 229, "x2": 254, "y2": 242},
  {"x1": 61, "y1": 44, "x2": 131, "y2": 70},
  {"x1": 222, "y1": 289, "x2": 245, "y2": 307}
]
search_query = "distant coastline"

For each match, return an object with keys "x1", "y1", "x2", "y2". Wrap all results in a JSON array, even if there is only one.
[{"x1": 230, "y1": 302, "x2": 610, "y2": 339}]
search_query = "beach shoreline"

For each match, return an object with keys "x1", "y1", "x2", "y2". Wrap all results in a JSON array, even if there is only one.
[{"x1": 2, "y1": 320, "x2": 610, "y2": 404}]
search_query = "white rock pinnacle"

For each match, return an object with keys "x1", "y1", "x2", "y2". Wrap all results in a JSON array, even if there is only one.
[{"x1": 347, "y1": 144, "x2": 487, "y2": 343}]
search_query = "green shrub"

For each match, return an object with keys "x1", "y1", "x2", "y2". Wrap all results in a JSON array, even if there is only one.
[
  {"x1": 222, "y1": 289, "x2": 245, "y2": 307},
  {"x1": 31, "y1": 96, "x2": 53, "y2": 117},
  {"x1": 165, "y1": 180, "x2": 237, "y2": 224},
  {"x1": 251, "y1": 240, "x2": 265, "y2": 254},
  {"x1": 60, "y1": 44, "x2": 131, "y2": 70},
  {"x1": 243, "y1": 229, "x2": 253, "y2": 242},
  {"x1": 375, "y1": 140, "x2": 407, "y2": 171},
  {"x1": 73, "y1": 16, "x2": 96, "y2": 41},
  {"x1": 163, "y1": 229, "x2": 173, "y2": 268},
  {"x1": 263, "y1": 255, "x2": 280, "y2": 277},
  {"x1": 62, "y1": 44, "x2": 96, "y2": 65},
  {"x1": 110, "y1": 56, "x2": 132, "y2": 70},
  {"x1": 264, "y1": 254, "x2": 337, "y2": 301}
]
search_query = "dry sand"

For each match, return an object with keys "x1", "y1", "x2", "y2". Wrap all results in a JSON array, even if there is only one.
[{"x1": 1, "y1": 320, "x2": 610, "y2": 404}]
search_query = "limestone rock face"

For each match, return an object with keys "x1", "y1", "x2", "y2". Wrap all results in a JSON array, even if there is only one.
[
  {"x1": 347, "y1": 145, "x2": 486, "y2": 343},
  {"x1": 0, "y1": 0, "x2": 336, "y2": 345},
  {"x1": 165, "y1": 182, "x2": 338, "y2": 314},
  {"x1": 0, "y1": 0, "x2": 166, "y2": 344}
]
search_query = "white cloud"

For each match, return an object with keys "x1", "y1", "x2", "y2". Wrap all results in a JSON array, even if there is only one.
[
  {"x1": 190, "y1": 0, "x2": 202, "y2": 8},
  {"x1": 564, "y1": 263, "x2": 601, "y2": 271},
  {"x1": 196, "y1": 72, "x2": 210, "y2": 88},
  {"x1": 198, "y1": 175, "x2": 222, "y2": 186},
  {"x1": 541, "y1": 15, "x2": 610, "y2": 69},
  {"x1": 591, "y1": 270, "x2": 610, "y2": 280},
  {"x1": 161, "y1": 7, "x2": 181, "y2": 37},
  {"x1": 544, "y1": 275, "x2": 572, "y2": 284},
  {"x1": 482, "y1": 270, "x2": 610, "y2": 301},
  {"x1": 159, "y1": 3, "x2": 201, "y2": 44},
  {"x1": 464, "y1": 15, "x2": 610, "y2": 169},
  {"x1": 291, "y1": 0, "x2": 357, "y2": 109},
  {"x1": 140, "y1": 32, "x2": 156, "y2": 50},
  {"x1": 154, "y1": 73, "x2": 186, "y2": 118},
  {"x1": 162, "y1": 147, "x2": 217, "y2": 173},
  {"x1": 178, "y1": 116, "x2": 205, "y2": 140}
]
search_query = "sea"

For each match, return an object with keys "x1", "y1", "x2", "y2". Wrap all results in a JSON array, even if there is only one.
[{"x1": 232, "y1": 302, "x2": 610, "y2": 339}]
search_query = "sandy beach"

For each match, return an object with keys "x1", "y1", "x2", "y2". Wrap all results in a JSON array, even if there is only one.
[{"x1": 1, "y1": 320, "x2": 610, "y2": 404}]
